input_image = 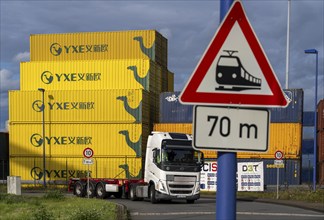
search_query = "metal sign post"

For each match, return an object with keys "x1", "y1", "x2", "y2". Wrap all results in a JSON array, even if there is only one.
[
  {"x1": 275, "y1": 150, "x2": 284, "y2": 199},
  {"x1": 216, "y1": 1, "x2": 235, "y2": 219},
  {"x1": 83, "y1": 148, "x2": 94, "y2": 199}
]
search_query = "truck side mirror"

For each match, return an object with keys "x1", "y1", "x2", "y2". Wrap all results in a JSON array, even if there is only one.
[{"x1": 198, "y1": 152, "x2": 205, "y2": 168}]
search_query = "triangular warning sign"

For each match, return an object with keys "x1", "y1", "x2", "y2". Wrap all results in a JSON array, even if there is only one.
[{"x1": 180, "y1": 0, "x2": 288, "y2": 107}]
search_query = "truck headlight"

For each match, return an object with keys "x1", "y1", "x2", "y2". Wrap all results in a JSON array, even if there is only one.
[
  {"x1": 157, "y1": 181, "x2": 166, "y2": 192},
  {"x1": 195, "y1": 183, "x2": 200, "y2": 194}
]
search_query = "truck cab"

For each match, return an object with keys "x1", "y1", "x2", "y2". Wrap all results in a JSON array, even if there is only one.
[{"x1": 132, "y1": 132, "x2": 203, "y2": 203}]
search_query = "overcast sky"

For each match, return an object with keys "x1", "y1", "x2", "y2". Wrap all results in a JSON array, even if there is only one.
[{"x1": 0, "y1": 0, "x2": 323, "y2": 131}]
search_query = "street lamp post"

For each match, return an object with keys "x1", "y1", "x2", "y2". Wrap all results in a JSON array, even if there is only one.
[
  {"x1": 304, "y1": 49, "x2": 318, "y2": 192},
  {"x1": 38, "y1": 88, "x2": 46, "y2": 188}
]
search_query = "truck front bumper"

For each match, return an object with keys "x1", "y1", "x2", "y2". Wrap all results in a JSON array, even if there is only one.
[{"x1": 155, "y1": 191, "x2": 200, "y2": 201}]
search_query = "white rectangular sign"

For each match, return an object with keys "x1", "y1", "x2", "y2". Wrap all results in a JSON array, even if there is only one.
[
  {"x1": 200, "y1": 161, "x2": 264, "y2": 192},
  {"x1": 82, "y1": 158, "x2": 94, "y2": 165},
  {"x1": 237, "y1": 162, "x2": 264, "y2": 191},
  {"x1": 193, "y1": 106, "x2": 269, "y2": 152}
]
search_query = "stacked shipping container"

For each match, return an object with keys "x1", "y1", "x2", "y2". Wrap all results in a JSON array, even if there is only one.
[
  {"x1": 9, "y1": 30, "x2": 173, "y2": 183},
  {"x1": 318, "y1": 100, "x2": 324, "y2": 185},
  {"x1": 154, "y1": 89, "x2": 303, "y2": 185}
]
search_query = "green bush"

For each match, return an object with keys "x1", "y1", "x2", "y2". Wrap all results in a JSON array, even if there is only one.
[
  {"x1": 43, "y1": 190, "x2": 65, "y2": 200},
  {"x1": 69, "y1": 206, "x2": 104, "y2": 220},
  {"x1": 32, "y1": 205, "x2": 55, "y2": 220}
]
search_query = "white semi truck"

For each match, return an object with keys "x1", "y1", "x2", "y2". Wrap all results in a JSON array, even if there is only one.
[{"x1": 69, "y1": 132, "x2": 204, "y2": 203}]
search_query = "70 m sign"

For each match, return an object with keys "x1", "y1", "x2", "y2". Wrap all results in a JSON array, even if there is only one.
[{"x1": 193, "y1": 106, "x2": 269, "y2": 152}]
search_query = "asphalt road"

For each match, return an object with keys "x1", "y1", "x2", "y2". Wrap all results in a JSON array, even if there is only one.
[{"x1": 111, "y1": 197, "x2": 324, "y2": 220}]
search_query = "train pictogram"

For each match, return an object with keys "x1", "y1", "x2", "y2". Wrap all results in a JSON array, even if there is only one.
[{"x1": 216, "y1": 50, "x2": 262, "y2": 91}]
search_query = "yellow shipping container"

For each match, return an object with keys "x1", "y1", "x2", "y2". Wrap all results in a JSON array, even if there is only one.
[
  {"x1": 9, "y1": 156, "x2": 142, "y2": 182},
  {"x1": 20, "y1": 59, "x2": 162, "y2": 93},
  {"x1": 167, "y1": 70, "x2": 174, "y2": 92},
  {"x1": 9, "y1": 123, "x2": 150, "y2": 157},
  {"x1": 30, "y1": 30, "x2": 168, "y2": 67},
  {"x1": 9, "y1": 89, "x2": 149, "y2": 124},
  {"x1": 153, "y1": 123, "x2": 302, "y2": 159}
]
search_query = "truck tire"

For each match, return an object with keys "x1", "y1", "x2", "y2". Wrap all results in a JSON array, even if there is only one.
[
  {"x1": 95, "y1": 182, "x2": 107, "y2": 199},
  {"x1": 86, "y1": 181, "x2": 96, "y2": 198},
  {"x1": 129, "y1": 184, "x2": 138, "y2": 201},
  {"x1": 74, "y1": 181, "x2": 86, "y2": 197},
  {"x1": 150, "y1": 185, "x2": 158, "y2": 204}
]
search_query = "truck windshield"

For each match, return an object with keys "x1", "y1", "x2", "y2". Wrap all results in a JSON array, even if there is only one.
[
  {"x1": 159, "y1": 139, "x2": 203, "y2": 171},
  {"x1": 161, "y1": 149, "x2": 199, "y2": 165}
]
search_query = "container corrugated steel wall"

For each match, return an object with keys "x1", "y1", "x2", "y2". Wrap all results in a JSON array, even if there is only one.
[
  {"x1": 318, "y1": 99, "x2": 324, "y2": 131},
  {"x1": 238, "y1": 123, "x2": 302, "y2": 159},
  {"x1": 9, "y1": 156, "x2": 142, "y2": 182},
  {"x1": 30, "y1": 30, "x2": 168, "y2": 67},
  {"x1": 161, "y1": 68, "x2": 174, "y2": 93},
  {"x1": 9, "y1": 123, "x2": 150, "y2": 157},
  {"x1": 269, "y1": 89, "x2": 303, "y2": 123},
  {"x1": 0, "y1": 132, "x2": 9, "y2": 160},
  {"x1": 159, "y1": 92, "x2": 193, "y2": 123},
  {"x1": 20, "y1": 59, "x2": 162, "y2": 93},
  {"x1": 153, "y1": 123, "x2": 302, "y2": 159},
  {"x1": 319, "y1": 131, "x2": 324, "y2": 162},
  {"x1": 9, "y1": 89, "x2": 149, "y2": 124},
  {"x1": 167, "y1": 70, "x2": 174, "y2": 92},
  {"x1": 319, "y1": 161, "x2": 324, "y2": 185},
  {"x1": 237, "y1": 159, "x2": 301, "y2": 185},
  {"x1": 0, "y1": 132, "x2": 9, "y2": 180},
  {"x1": 159, "y1": 89, "x2": 303, "y2": 123}
]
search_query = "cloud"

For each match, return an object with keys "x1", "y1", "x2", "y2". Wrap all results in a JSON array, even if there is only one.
[
  {"x1": 0, "y1": 69, "x2": 20, "y2": 91},
  {"x1": 13, "y1": 51, "x2": 30, "y2": 62}
]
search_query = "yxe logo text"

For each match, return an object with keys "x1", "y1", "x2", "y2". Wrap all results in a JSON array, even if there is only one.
[
  {"x1": 41, "y1": 71, "x2": 101, "y2": 84},
  {"x1": 30, "y1": 133, "x2": 92, "y2": 147},
  {"x1": 50, "y1": 42, "x2": 108, "y2": 56},
  {"x1": 32, "y1": 100, "x2": 95, "y2": 112}
]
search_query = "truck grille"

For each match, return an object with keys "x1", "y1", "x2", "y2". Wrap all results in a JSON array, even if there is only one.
[{"x1": 167, "y1": 175, "x2": 196, "y2": 195}]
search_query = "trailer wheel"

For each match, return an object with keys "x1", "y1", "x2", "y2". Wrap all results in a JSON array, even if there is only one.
[
  {"x1": 86, "y1": 181, "x2": 96, "y2": 198},
  {"x1": 95, "y1": 182, "x2": 107, "y2": 199},
  {"x1": 74, "y1": 181, "x2": 86, "y2": 197},
  {"x1": 149, "y1": 185, "x2": 158, "y2": 204},
  {"x1": 129, "y1": 184, "x2": 137, "y2": 201}
]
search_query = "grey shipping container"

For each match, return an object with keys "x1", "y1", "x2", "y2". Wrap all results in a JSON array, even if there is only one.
[
  {"x1": 237, "y1": 159, "x2": 301, "y2": 186},
  {"x1": 0, "y1": 132, "x2": 9, "y2": 160},
  {"x1": 159, "y1": 91, "x2": 193, "y2": 123},
  {"x1": 269, "y1": 89, "x2": 303, "y2": 123},
  {"x1": 0, "y1": 132, "x2": 9, "y2": 180},
  {"x1": 160, "y1": 89, "x2": 303, "y2": 123}
]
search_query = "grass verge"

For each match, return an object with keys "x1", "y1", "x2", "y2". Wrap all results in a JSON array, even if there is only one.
[
  {"x1": 0, "y1": 190, "x2": 118, "y2": 220},
  {"x1": 201, "y1": 188, "x2": 324, "y2": 203}
]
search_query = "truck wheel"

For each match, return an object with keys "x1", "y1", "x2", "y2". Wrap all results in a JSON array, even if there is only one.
[
  {"x1": 74, "y1": 181, "x2": 86, "y2": 197},
  {"x1": 86, "y1": 181, "x2": 95, "y2": 198},
  {"x1": 129, "y1": 184, "x2": 137, "y2": 201},
  {"x1": 96, "y1": 182, "x2": 107, "y2": 199},
  {"x1": 186, "y1": 199, "x2": 195, "y2": 204},
  {"x1": 150, "y1": 185, "x2": 158, "y2": 204}
]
